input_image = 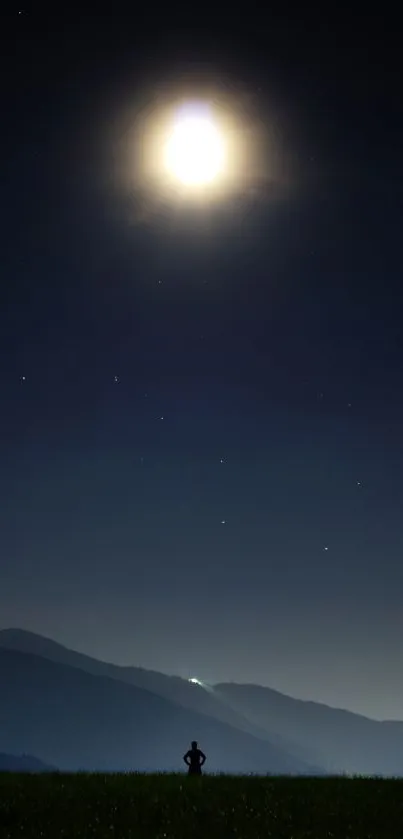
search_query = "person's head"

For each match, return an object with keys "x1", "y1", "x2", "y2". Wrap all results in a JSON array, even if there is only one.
[{"x1": 191, "y1": 740, "x2": 198, "y2": 750}]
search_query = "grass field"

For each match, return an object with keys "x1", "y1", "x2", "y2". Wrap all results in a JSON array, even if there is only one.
[{"x1": 1, "y1": 772, "x2": 403, "y2": 838}]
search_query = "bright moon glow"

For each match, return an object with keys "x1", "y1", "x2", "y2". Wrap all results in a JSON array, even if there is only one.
[{"x1": 164, "y1": 110, "x2": 226, "y2": 187}]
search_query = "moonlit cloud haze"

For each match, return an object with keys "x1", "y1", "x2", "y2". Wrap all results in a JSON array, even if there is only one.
[{"x1": 1, "y1": 8, "x2": 403, "y2": 722}]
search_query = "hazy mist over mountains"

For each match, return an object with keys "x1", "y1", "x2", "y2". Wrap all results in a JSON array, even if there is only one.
[{"x1": 1, "y1": 628, "x2": 402, "y2": 776}]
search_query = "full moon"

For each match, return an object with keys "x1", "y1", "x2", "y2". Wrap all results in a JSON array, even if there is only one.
[
  {"x1": 163, "y1": 108, "x2": 226, "y2": 187},
  {"x1": 126, "y1": 90, "x2": 255, "y2": 211}
]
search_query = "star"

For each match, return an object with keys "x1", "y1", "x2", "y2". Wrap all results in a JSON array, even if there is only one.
[
  {"x1": 356, "y1": 481, "x2": 362, "y2": 487},
  {"x1": 220, "y1": 458, "x2": 224, "y2": 463},
  {"x1": 323, "y1": 546, "x2": 329, "y2": 552},
  {"x1": 221, "y1": 520, "x2": 226, "y2": 525},
  {"x1": 114, "y1": 375, "x2": 119, "y2": 383},
  {"x1": 20, "y1": 375, "x2": 26, "y2": 381}
]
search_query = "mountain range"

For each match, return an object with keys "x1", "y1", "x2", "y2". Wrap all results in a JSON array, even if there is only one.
[
  {"x1": 0, "y1": 628, "x2": 402, "y2": 775},
  {"x1": 0, "y1": 752, "x2": 55, "y2": 772}
]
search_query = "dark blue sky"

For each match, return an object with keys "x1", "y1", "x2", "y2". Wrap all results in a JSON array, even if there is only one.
[{"x1": 1, "y1": 7, "x2": 403, "y2": 719}]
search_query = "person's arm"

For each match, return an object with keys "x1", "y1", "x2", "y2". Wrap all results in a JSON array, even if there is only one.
[
  {"x1": 200, "y1": 751, "x2": 206, "y2": 765},
  {"x1": 183, "y1": 751, "x2": 190, "y2": 765}
]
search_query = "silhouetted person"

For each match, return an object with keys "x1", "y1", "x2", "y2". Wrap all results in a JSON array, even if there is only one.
[{"x1": 183, "y1": 740, "x2": 206, "y2": 775}]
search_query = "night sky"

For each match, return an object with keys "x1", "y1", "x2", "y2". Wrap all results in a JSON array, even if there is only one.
[{"x1": 1, "y1": 8, "x2": 403, "y2": 721}]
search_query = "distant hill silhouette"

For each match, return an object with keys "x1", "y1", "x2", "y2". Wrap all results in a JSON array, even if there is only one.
[
  {"x1": 214, "y1": 682, "x2": 403, "y2": 775},
  {"x1": 0, "y1": 646, "x2": 318, "y2": 774},
  {"x1": 2, "y1": 628, "x2": 403, "y2": 775},
  {"x1": 0, "y1": 752, "x2": 55, "y2": 772},
  {"x1": 0, "y1": 628, "x2": 317, "y2": 768}
]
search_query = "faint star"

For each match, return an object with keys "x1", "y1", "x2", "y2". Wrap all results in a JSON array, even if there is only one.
[
  {"x1": 356, "y1": 481, "x2": 362, "y2": 487},
  {"x1": 347, "y1": 403, "x2": 352, "y2": 408},
  {"x1": 221, "y1": 520, "x2": 226, "y2": 525},
  {"x1": 114, "y1": 375, "x2": 119, "y2": 383},
  {"x1": 159, "y1": 416, "x2": 164, "y2": 420},
  {"x1": 21, "y1": 375, "x2": 26, "y2": 381},
  {"x1": 323, "y1": 546, "x2": 329, "y2": 551},
  {"x1": 220, "y1": 458, "x2": 224, "y2": 463}
]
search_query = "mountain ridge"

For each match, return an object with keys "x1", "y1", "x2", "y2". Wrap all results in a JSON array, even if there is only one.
[
  {"x1": 0, "y1": 645, "x2": 319, "y2": 774},
  {"x1": 2, "y1": 628, "x2": 403, "y2": 775},
  {"x1": 0, "y1": 752, "x2": 56, "y2": 772},
  {"x1": 0, "y1": 627, "x2": 318, "y2": 764}
]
